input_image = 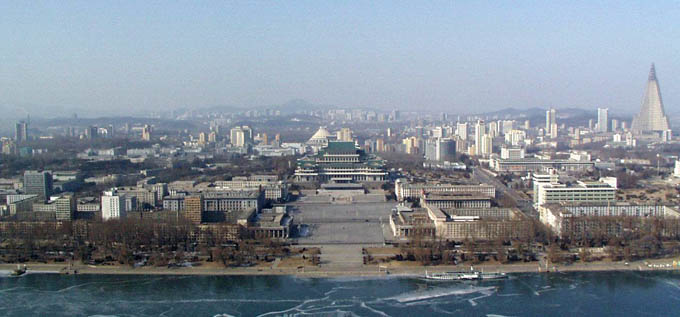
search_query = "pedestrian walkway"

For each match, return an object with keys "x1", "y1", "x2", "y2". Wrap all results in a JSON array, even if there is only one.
[{"x1": 319, "y1": 245, "x2": 364, "y2": 268}]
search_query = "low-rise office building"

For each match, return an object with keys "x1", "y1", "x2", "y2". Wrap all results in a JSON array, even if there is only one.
[
  {"x1": 30, "y1": 194, "x2": 76, "y2": 221},
  {"x1": 540, "y1": 202, "x2": 680, "y2": 238},
  {"x1": 214, "y1": 175, "x2": 288, "y2": 202},
  {"x1": 490, "y1": 157, "x2": 594, "y2": 173},
  {"x1": 533, "y1": 176, "x2": 617, "y2": 208},
  {"x1": 425, "y1": 203, "x2": 529, "y2": 240},
  {"x1": 116, "y1": 187, "x2": 158, "y2": 211},
  {"x1": 76, "y1": 197, "x2": 100, "y2": 212},
  {"x1": 203, "y1": 189, "x2": 264, "y2": 213},
  {"x1": 389, "y1": 205, "x2": 437, "y2": 238},
  {"x1": 247, "y1": 206, "x2": 293, "y2": 239},
  {"x1": 423, "y1": 193, "x2": 492, "y2": 209},
  {"x1": 390, "y1": 202, "x2": 530, "y2": 241},
  {"x1": 162, "y1": 195, "x2": 186, "y2": 212},
  {"x1": 6, "y1": 194, "x2": 39, "y2": 216},
  {"x1": 394, "y1": 179, "x2": 496, "y2": 201}
]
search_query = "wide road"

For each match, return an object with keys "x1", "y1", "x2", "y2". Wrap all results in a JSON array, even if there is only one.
[{"x1": 472, "y1": 167, "x2": 537, "y2": 218}]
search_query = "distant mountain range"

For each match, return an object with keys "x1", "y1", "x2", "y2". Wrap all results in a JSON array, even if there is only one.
[
  {"x1": 2, "y1": 100, "x2": 642, "y2": 122},
  {"x1": 474, "y1": 107, "x2": 595, "y2": 118}
]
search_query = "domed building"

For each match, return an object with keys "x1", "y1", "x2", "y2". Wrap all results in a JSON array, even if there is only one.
[
  {"x1": 306, "y1": 126, "x2": 339, "y2": 154},
  {"x1": 307, "y1": 126, "x2": 334, "y2": 147}
]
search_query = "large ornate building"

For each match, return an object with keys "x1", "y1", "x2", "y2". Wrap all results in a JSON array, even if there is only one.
[
  {"x1": 294, "y1": 141, "x2": 387, "y2": 183},
  {"x1": 631, "y1": 64, "x2": 670, "y2": 133}
]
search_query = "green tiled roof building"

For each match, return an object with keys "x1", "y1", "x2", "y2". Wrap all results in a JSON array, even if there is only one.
[{"x1": 294, "y1": 141, "x2": 387, "y2": 183}]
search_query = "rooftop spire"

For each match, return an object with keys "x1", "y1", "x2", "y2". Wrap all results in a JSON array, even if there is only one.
[{"x1": 649, "y1": 63, "x2": 657, "y2": 81}]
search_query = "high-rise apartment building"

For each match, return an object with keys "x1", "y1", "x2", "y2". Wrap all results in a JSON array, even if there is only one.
[
  {"x1": 481, "y1": 134, "x2": 493, "y2": 157},
  {"x1": 102, "y1": 189, "x2": 126, "y2": 221},
  {"x1": 488, "y1": 121, "x2": 498, "y2": 138},
  {"x1": 141, "y1": 125, "x2": 152, "y2": 141},
  {"x1": 436, "y1": 138, "x2": 456, "y2": 161},
  {"x1": 230, "y1": 126, "x2": 245, "y2": 147},
  {"x1": 15, "y1": 121, "x2": 28, "y2": 142},
  {"x1": 108, "y1": 124, "x2": 115, "y2": 138},
  {"x1": 376, "y1": 138, "x2": 385, "y2": 152},
  {"x1": 337, "y1": 128, "x2": 353, "y2": 141},
  {"x1": 474, "y1": 121, "x2": 485, "y2": 156},
  {"x1": 550, "y1": 123, "x2": 558, "y2": 139},
  {"x1": 456, "y1": 123, "x2": 468, "y2": 140},
  {"x1": 425, "y1": 138, "x2": 456, "y2": 161},
  {"x1": 85, "y1": 126, "x2": 98, "y2": 139},
  {"x1": 504, "y1": 130, "x2": 526, "y2": 146},
  {"x1": 501, "y1": 120, "x2": 514, "y2": 135},
  {"x1": 184, "y1": 195, "x2": 204, "y2": 224},
  {"x1": 230, "y1": 126, "x2": 253, "y2": 147},
  {"x1": 403, "y1": 137, "x2": 419, "y2": 154},
  {"x1": 545, "y1": 108, "x2": 556, "y2": 136},
  {"x1": 597, "y1": 108, "x2": 609, "y2": 132},
  {"x1": 23, "y1": 170, "x2": 53, "y2": 201},
  {"x1": 54, "y1": 194, "x2": 75, "y2": 221},
  {"x1": 432, "y1": 127, "x2": 444, "y2": 139}
]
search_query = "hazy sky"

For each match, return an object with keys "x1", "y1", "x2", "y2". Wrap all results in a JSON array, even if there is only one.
[{"x1": 1, "y1": 1, "x2": 678, "y2": 116}]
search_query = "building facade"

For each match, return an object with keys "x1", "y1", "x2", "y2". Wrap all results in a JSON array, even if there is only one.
[
  {"x1": 533, "y1": 176, "x2": 617, "y2": 207},
  {"x1": 490, "y1": 157, "x2": 594, "y2": 173},
  {"x1": 632, "y1": 64, "x2": 670, "y2": 133},
  {"x1": 395, "y1": 179, "x2": 496, "y2": 201},
  {"x1": 184, "y1": 195, "x2": 204, "y2": 224},
  {"x1": 101, "y1": 189, "x2": 126, "y2": 221},
  {"x1": 294, "y1": 142, "x2": 387, "y2": 183},
  {"x1": 23, "y1": 170, "x2": 53, "y2": 201},
  {"x1": 540, "y1": 202, "x2": 680, "y2": 238}
]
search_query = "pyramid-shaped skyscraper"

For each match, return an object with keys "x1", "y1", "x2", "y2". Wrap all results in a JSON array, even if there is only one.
[{"x1": 631, "y1": 64, "x2": 670, "y2": 133}]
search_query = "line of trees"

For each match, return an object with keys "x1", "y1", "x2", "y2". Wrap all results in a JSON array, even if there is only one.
[
  {"x1": 0, "y1": 218, "x2": 293, "y2": 268},
  {"x1": 393, "y1": 214, "x2": 680, "y2": 266}
]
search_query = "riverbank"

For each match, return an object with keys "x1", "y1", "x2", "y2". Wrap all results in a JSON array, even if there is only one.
[
  {"x1": 3, "y1": 258, "x2": 680, "y2": 277},
  {"x1": 4, "y1": 269, "x2": 680, "y2": 316}
]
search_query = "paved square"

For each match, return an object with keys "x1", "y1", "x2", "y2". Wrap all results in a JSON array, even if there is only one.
[
  {"x1": 290, "y1": 202, "x2": 395, "y2": 244},
  {"x1": 300, "y1": 222, "x2": 384, "y2": 244}
]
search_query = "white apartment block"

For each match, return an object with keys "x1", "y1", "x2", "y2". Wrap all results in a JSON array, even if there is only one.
[
  {"x1": 102, "y1": 189, "x2": 126, "y2": 221},
  {"x1": 540, "y1": 202, "x2": 680, "y2": 238},
  {"x1": 533, "y1": 175, "x2": 617, "y2": 208},
  {"x1": 504, "y1": 129, "x2": 526, "y2": 146},
  {"x1": 500, "y1": 147, "x2": 525, "y2": 160}
]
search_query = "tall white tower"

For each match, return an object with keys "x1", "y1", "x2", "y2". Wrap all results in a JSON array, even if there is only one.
[
  {"x1": 474, "y1": 120, "x2": 485, "y2": 156},
  {"x1": 546, "y1": 109, "x2": 556, "y2": 136},
  {"x1": 597, "y1": 108, "x2": 609, "y2": 132}
]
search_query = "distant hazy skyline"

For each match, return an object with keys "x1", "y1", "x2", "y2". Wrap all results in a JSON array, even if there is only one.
[{"x1": 1, "y1": 1, "x2": 678, "y2": 116}]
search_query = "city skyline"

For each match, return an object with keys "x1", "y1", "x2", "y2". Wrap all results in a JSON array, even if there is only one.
[
  {"x1": 1, "y1": 2, "x2": 679, "y2": 116},
  {"x1": 5, "y1": 3, "x2": 680, "y2": 315}
]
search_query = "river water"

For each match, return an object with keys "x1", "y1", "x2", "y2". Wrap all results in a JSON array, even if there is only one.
[{"x1": 1, "y1": 271, "x2": 679, "y2": 316}]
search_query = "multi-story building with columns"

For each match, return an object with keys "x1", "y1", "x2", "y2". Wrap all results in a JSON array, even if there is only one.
[{"x1": 294, "y1": 141, "x2": 387, "y2": 183}]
